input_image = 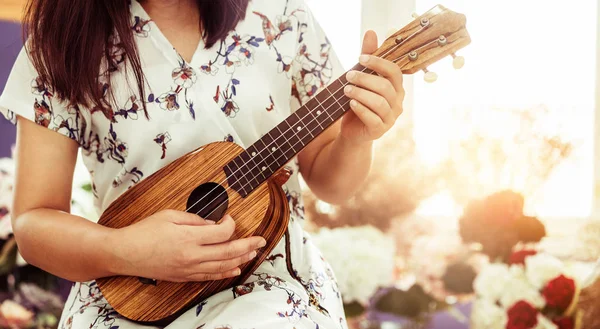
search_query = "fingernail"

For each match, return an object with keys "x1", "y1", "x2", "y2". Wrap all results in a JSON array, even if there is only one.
[
  {"x1": 205, "y1": 219, "x2": 216, "y2": 225},
  {"x1": 232, "y1": 268, "x2": 241, "y2": 276},
  {"x1": 249, "y1": 251, "x2": 257, "y2": 259},
  {"x1": 359, "y1": 55, "x2": 370, "y2": 64},
  {"x1": 344, "y1": 85, "x2": 353, "y2": 94},
  {"x1": 258, "y1": 239, "x2": 267, "y2": 248},
  {"x1": 346, "y1": 71, "x2": 356, "y2": 81},
  {"x1": 350, "y1": 99, "x2": 358, "y2": 108}
]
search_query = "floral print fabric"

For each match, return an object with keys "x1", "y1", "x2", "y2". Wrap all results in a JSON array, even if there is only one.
[{"x1": 0, "y1": 0, "x2": 347, "y2": 328}]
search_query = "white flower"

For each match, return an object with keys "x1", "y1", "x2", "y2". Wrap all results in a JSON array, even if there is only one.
[
  {"x1": 310, "y1": 225, "x2": 395, "y2": 305},
  {"x1": 525, "y1": 253, "x2": 565, "y2": 289},
  {"x1": 471, "y1": 299, "x2": 507, "y2": 329},
  {"x1": 200, "y1": 61, "x2": 219, "y2": 76},
  {"x1": 577, "y1": 219, "x2": 600, "y2": 261},
  {"x1": 473, "y1": 263, "x2": 510, "y2": 301},
  {"x1": 171, "y1": 66, "x2": 197, "y2": 89},
  {"x1": 534, "y1": 314, "x2": 558, "y2": 329},
  {"x1": 224, "y1": 54, "x2": 241, "y2": 74},
  {"x1": 499, "y1": 266, "x2": 546, "y2": 309}
]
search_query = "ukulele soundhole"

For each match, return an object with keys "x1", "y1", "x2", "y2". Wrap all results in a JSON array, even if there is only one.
[
  {"x1": 186, "y1": 182, "x2": 229, "y2": 222},
  {"x1": 138, "y1": 182, "x2": 230, "y2": 286}
]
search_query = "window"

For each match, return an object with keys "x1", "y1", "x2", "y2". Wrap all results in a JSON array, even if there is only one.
[{"x1": 412, "y1": 0, "x2": 598, "y2": 218}]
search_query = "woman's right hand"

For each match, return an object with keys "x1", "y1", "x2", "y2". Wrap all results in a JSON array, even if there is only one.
[{"x1": 108, "y1": 210, "x2": 266, "y2": 282}]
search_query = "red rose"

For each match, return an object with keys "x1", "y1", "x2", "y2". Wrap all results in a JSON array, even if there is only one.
[
  {"x1": 506, "y1": 301, "x2": 539, "y2": 329},
  {"x1": 509, "y1": 250, "x2": 537, "y2": 265},
  {"x1": 553, "y1": 317, "x2": 575, "y2": 329},
  {"x1": 541, "y1": 275, "x2": 576, "y2": 312}
]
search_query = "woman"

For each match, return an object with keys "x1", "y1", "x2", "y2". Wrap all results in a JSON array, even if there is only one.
[{"x1": 0, "y1": 0, "x2": 404, "y2": 328}]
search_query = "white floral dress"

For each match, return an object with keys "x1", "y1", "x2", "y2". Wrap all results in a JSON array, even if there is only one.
[{"x1": 0, "y1": 0, "x2": 348, "y2": 328}]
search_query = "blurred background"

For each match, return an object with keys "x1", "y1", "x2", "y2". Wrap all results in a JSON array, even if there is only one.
[{"x1": 1, "y1": 0, "x2": 600, "y2": 328}]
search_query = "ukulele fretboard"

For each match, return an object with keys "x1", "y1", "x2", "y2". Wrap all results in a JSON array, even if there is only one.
[{"x1": 225, "y1": 64, "x2": 372, "y2": 197}]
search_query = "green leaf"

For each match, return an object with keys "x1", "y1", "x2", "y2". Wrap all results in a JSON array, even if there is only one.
[{"x1": 81, "y1": 183, "x2": 93, "y2": 192}]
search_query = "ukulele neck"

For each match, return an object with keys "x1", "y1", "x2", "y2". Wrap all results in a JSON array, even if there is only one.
[{"x1": 224, "y1": 63, "x2": 373, "y2": 197}]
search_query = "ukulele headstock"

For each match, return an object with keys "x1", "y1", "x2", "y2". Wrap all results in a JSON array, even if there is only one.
[{"x1": 374, "y1": 5, "x2": 471, "y2": 83}]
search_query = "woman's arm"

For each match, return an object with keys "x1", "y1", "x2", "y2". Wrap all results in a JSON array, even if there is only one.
[
  {"x1": 12, "y1": 118, "x2": 264, "y2": 282},
  {"x1": 299, "y1": 31, "x2": 405, "y2": 204},
  {"x1": 12, "y1": 118, "x2": 119, "y2": 281}
]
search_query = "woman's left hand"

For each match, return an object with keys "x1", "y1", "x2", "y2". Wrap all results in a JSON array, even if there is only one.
[{"x1": 340, "y1": 30, "x2": 405, "y2": 145}]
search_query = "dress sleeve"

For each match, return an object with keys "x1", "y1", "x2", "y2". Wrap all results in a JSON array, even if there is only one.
[
  {"x1": 0, "y1": 46, "x2": 89, "y2": 146},
  {"x1": 289, "y1": 1, "x2": 346, "y2": 112}
]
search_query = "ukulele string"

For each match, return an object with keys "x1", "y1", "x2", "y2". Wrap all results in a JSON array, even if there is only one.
[
  {"x1": 184, "y1": 67, "x2": 367, "y2": 215},
  {"x1": 190, "y1": 78, "x2": 359, "y2": 219},
  {"x1": 200, "y1": 97, "x2": 356, "y2": 221},
  {"x1": 198, "y1": 37, "x2": 442, "y2": 220},
  {"x1": 185, "y1": 34, "x2": 421, "y2": 217},
  {"x1": 184, "y1": 21, "x2": 433, "y2": 215},
  {"x1": 191, "y1": 47, "x2": 420, "y2": 219}
]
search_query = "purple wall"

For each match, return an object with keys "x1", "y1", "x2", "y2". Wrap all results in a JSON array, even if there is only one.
[{"x1": 0, "y1": 20, "x2": 22, "y2": 158}]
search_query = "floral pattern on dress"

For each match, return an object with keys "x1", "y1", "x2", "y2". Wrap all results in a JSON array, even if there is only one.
[
  {"x1": 200, "y1": 33, "x2": 265, "y2": 119},
  {"x1": 61, "y1": 282, "x2": 121, "y2": 329},
  {"x1": 0, "y1": 0, "x2": 347, "y2": 328},
  {"x1": 154, "y1": 132, "x2": 172, "y2": 159}
]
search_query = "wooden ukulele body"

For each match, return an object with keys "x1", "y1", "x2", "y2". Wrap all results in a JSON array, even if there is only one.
[{"x1": 95, "y1": 141, "x2": 290, "y2": 324}]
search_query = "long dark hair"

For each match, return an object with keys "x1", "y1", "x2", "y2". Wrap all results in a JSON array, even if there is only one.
[{"x1": 23, "y1": 0, "x2": 249, "y2": 117}]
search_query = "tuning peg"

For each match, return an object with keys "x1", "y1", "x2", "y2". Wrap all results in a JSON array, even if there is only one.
[
  {"x1": 423, "y1": 68, "x2": 437, "y2": 83},
  {"x1": 451, "y1": 53, "x2": 465, "y2": 69}
]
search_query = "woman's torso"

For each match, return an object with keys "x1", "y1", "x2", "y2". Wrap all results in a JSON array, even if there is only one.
[{"x1": 52, "y1": 0, "x2": 347, "y2": 328}]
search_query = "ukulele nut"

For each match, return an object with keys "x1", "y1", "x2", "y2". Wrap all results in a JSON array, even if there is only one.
[
  {"x1": 408, "y1": 51, "x2": 418, "y2": 61},
  {"x1": 420, "y1": 18, "x2": 430, "y2": 27},
  {"x1": 438, "y1": 35, "x2": 447, "y2": 46}
]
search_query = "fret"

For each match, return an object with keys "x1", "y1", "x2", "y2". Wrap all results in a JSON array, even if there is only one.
[
  {"x1": 231, "y1": 156, "x2": 250, "y2": 190},
  {"x1": 295, "y1": 116, "x2": 311, "y2": 145},
  {"x1": 331, "y1": 88, "x2": 350, "y2": 120},
  {"x1": 320, "y1": 90, "x2": 337, "y2": 113},
  {"x1": 225, "y1": 62, "x2": 382, "y2": 198},
  {"x1": 351, "y1": 63, "x2": 366, "y2": 72},
  {"x1": 328, "y1": 78, "x2": 344, "y2": 94},
  {"x1": 297, "y1": 110, "x2": 315, "y2": 140},
  {"x1": 258, "y1": 133, "x2": 280, "y2": 173},
  {"x1": 304, "y1": 98, "x2": 320, "y2": 114},
  {"x1": 285, "y1": 113, "x2": 303, "y2": 149},
  {"x1": 238, "y1": 151, "x2": 261, "y2": 188},
  {"x1": 294, "y1": 104, "x2": 311, "y2": 123},
  {"x1": 315, "y1": 89, "x2": 331, "y2": 103},
  {"x1": 338, "y1": 72, "x2": 348, "y2": 85},
  {"x1": 304, "y1": 108, "x2": 321, "y2": 134},
  {"x1": 305, "y1": 95, "x2": 329, "y2": 128},
  {"x1": 276, "y1": 123, "x2": 295, "y2": 153},
  {"x1": 224, "y1": 161, "x2": 250, "y2": 197},
  {"x1": 315, "y1": 102, "x2": 333, "y2": 126},
  {"x1": 244, "y1": 144, "x2": 266, "y2": 180},
  {"x1": 269, "y1": 137, "x2": 287, "y2": 166}
]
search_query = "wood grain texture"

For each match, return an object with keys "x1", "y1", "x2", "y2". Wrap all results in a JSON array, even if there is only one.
[
  {"x1": 375, "y1": 5, "x2": 471, "y2": 74},
  {"x1": 96, "y1": 142, "x2": 290, "y2": 324}
]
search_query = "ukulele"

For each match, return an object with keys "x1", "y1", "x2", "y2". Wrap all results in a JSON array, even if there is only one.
[{"x1": 96, "y1": 4, "x2": 471, "y2": 324}]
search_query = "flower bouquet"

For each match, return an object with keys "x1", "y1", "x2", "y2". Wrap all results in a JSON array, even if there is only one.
[
  {"x1": 471, "y1": 250, "x2": 595, "y2": 329},
  {"x1": 459, "y1": 190, "x2": 546, "y2": 262},
  {"x1": 309, "y1": 225, "x2": 396, "y2": 326}
]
